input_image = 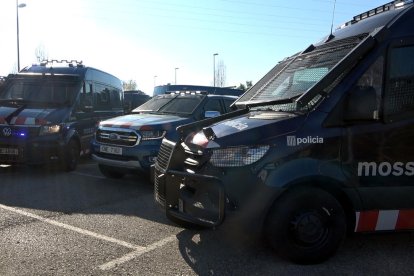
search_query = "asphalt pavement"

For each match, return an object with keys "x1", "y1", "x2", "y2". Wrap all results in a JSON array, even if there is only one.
[{"x1": 1, "y1": 159, "x2": 414, "y2": 275}]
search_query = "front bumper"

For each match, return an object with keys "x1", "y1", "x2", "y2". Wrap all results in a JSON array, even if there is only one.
[
  {"x1": 0, "y1": 135, "x2": 65, "y2": 165},
  {"x1": 153, "y1": 138, "x2": 284, "y2": 238},
  {"x1": 91, "y1": 140, "x2": 161, "y2": 171},
  {"x1": 156, "y1": 169, "x2": 226, "y2": 227},
  {"x1": 155, "y1": 164, "x2": 287, "y2": 236},
  {"x1": 91, "y1": 153, "x2": 141, "y2": 170}
]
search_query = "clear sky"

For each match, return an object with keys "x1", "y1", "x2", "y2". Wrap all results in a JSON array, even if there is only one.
[{"x1": 0, "y1": 0, "x2": 389, "y2": 95}]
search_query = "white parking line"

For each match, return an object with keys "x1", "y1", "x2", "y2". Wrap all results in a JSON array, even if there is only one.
[
  {"x1": 99, "y1": 235, "x2": 177, "y2": 271},
  {"x1": 0, "y1": 203, "x2": 142, "y2": 250},
  {"x1": 0, "y1": 203, "x2": 177, "y2": 271}
]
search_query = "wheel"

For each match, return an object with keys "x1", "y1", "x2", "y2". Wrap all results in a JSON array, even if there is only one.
[
  {"x1": 98, "y1": 164, "x2": 125, "y2": 179},
  {"x1": 265, "y1": 187, "x2": 346, "y2": 264},
  {"x1": 62, "y1": 140, "x2": 80, "y2": 172}
]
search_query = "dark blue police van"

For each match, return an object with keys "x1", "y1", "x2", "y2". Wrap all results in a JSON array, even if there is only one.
[
  {"x1": 123, "y1": 90, "x2": 150, "y2": 114},
  {"x1": 0, "y1": 60, "x2": 123, "y2": 171},
  {"x1": 155, "y1": 0, "x2": 414, "y2": 264}
]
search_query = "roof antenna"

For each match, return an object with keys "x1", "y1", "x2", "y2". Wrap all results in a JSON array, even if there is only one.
[{"x1": 326, "y1": 0, "x2": 337, "y2": 42}]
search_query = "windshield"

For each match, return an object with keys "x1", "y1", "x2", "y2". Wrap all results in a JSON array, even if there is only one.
[
  {"x1": 236, "y1": 34, "x2": 367, "y2": 112},
  {"x1": 0, "y1": 77, "x2": 80, "y2": 106},
  {"x1": 135, "y1": 96, "x2": 172, "y2": 112},
  {"x1": 134, "y1": 94, "x2": 205, "y2": 115}
]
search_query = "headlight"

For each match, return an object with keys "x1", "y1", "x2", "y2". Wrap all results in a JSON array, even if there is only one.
[
  {"x1": 141, "y1": 130, "x2": 166, "y2": 140},
  {"x1": 185, "y1": 130, "x2": 219, "y2": 149},
  {"x1": 189, "y1": 131, "x2": 209, "y2": 147},
  {"x1": 39, "y1": 124, "x2": 61, "y2": 136},
  {"x1": 210, "y1": 145, "x2": 270, "y2": 167}
]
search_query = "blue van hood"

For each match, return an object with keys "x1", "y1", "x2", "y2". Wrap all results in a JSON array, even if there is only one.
[
  {"x1": 100, "y1": 113, "x2": 192, "y2": 131},
  {"x1": 204, "y1": 111, "x2": 306, "y2": 147},
  {"x1": 0, "y1": 106, "x2": 67, "y2": 125}
]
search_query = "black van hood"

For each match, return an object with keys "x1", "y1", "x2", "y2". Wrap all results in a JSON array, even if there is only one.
[{"x1": 204, "y1": 111, "x2": 306, "y2": 147}]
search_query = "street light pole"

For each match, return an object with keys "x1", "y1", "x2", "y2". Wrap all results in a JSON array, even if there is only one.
[
  {"x1": 16, "y1": 0, "x2": 26, "y2": 72},
  {"x1": 213, "y1": 53, "x2": 218, "y2": 87},
  {"x1": 174, "y1": 67, "x2": 179, "y2": 84},
  {"x1": 154, "y1": 75, "x2": 157, "y2": 87}
]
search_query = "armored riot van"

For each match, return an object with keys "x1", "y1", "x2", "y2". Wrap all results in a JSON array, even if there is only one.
[{"x1": 154, "y1": 1, "x2": 414, "y2": 263}]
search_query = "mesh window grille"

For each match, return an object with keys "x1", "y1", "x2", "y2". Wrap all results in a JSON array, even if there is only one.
[
  {"x1": 210, "y1": 146, "x2": 269, "y2": 167},
  {"x1": 385, "y1": 78, "x2": 414, "y2": 115},
  {"x1": 385, "y1": 46, "x2": 414, "y2": 117},
  {"x1": 236, "y1": 34, "x2": 367, "y2": 107}
]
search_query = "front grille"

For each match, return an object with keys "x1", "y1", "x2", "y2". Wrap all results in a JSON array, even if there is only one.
[
  {"x1": 96, "y1": 128, "x2": 140, "y2": 147},
  {"x1": 154, "y1": 139, "x2": 176, "y2": 207},
  {"x1": 154, "y1": 168, "x2": 165, "y2": 207},
  {"x1": 156, "y1": 139, "x2": 176, "y2": 170}
]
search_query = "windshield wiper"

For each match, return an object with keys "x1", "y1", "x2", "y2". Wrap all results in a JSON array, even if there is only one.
[
  {"x1": 253, "y1": 107, "x2": 275, "y2": 112},
  {"x1": 0, "y1": 99, "x2": 27, "y2": 103},
  {"x1": 244, "y1": 94, "x2": 302, "y2": 108},
  {"x1": 158, "y1": 111, "x2": 182, "y2": 114},
  {"x1": 44, "y1": 99, "x2": 73, "y2": 107},
  {"x1": 140, "y1": 111, "x2": 165, "y2": 115}
]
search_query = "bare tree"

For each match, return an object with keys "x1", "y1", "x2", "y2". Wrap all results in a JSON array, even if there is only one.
[
  {"x1": 215, "y1": 60, "x2": 227, "y2": 87},
  {"x1": 35, "y1": 44, "x2": 49, "y2": 62},
  {"x1": 236, "y1": 81, "x2": 253, "y2": 92},
  {"x1": 123, "y1": 80, "x2": 137, "y2": 90}
]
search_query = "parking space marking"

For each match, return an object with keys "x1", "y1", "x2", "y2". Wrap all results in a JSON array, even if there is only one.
[
  {"x1": 0, "y1": 203, "x2": 178, "y2": 271},
  {"x1": 0, "y1": 203, "x2": 143, "y2": 250},
  {"x1": 99, "y1": 235, "x2": 177, "y2": 271}
]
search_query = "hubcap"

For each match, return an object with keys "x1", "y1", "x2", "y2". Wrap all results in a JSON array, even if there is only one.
[{"x1": 290, "y1": 210, "x2": 328, "y2": 245}]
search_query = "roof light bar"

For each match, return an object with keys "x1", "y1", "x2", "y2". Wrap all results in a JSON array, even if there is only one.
[
  {"x1": 338, "y1": 0, "x2": 413, "y2": 29},
  {"x1": 39, "y1": 59, "x2": 84, "y2": 67},
  {"x1": 166, "y1": 90, "x2": 208, "y2": 95}
]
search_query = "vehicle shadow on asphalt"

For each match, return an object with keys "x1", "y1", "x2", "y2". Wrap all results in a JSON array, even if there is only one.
[
  {"x1": 0, "y1": 160, "x2": 172, "y2": 226},
  {"x1": 175, "y1": 228, "x2": 414, "y2": 275}
]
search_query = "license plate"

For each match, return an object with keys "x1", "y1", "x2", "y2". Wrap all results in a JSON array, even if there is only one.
[
  {"x1": 100, "y1": 145, "x2": 122, "y2": 155},
  {"x1": 0, "y1": 148, "x2": 19, "y2": 155}
]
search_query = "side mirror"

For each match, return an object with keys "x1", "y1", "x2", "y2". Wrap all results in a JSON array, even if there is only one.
[
  {"x1": 344, "y1": 86, "x2": 379, "y2": 121},
  {"x1": 81, "y1": 97, "x2": 93, "y2": 112},
  {"x1": 205, "y1": 110, "x2": 220, "y2": 118},
  {"x1": 82, "y1": 105, "x2": 93, "y2": 112}
]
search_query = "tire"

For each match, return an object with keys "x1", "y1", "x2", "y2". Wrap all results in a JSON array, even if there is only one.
[
  {"x1": 265, "y1": 187, "x2": 346, "y2": 264},
  {"x1": 98, "y1": 164, "x2": 125, "y2": 179},
  {"x1": 62, "y1": 140, "x2": 80, "y2": 172}
]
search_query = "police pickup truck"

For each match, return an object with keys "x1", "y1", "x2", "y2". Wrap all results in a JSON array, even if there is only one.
[
  {"x1": 91, "y1": 91, "x2": 240, "y2": 178},
  {"x1": 154, "y1": 0, "x2": 414, "y2": 264}
]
